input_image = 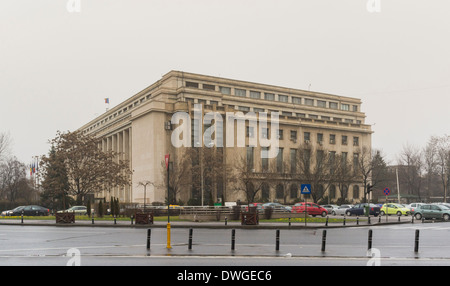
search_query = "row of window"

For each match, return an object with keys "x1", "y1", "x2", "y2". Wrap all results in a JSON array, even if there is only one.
[
  {"x1": 185, "y1": 98, "x2": 363, "y2": 125},
  {"x1": 246, "y1": 146, "x2": 361, "y2": 175},
  {"x1": 185, "y1": 81, "x2": 359, "y2": 112},
  {"x1": 246, "y1": 127, "x2": 360, "y2": 146}
]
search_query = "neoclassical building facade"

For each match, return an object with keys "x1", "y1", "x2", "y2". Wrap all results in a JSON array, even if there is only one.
[{"x1": 77, "y1": 71, "x2": 373, "y2": 205}]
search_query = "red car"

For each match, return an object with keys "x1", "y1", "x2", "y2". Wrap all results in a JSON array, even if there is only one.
[{"x1": 291, "y1": 202, "x2": 328, "y2": 217}]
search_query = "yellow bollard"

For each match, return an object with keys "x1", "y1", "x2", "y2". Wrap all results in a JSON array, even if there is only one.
[{"x1": 167, "y1": 223, "x2": 172, "y2": 249}]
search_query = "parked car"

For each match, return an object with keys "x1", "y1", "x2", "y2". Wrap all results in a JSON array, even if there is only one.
[
  {"x1": 245, "y1": 203, "x2": 263, "y2": 212},
  {"x1": 345, "y1": 203, "x2": 380, "y2": 216},
  {"x1": 380, "y1": 203, "x2": 410, "y2": 216},
  {"x1": 291, "y1": 202, "x2": 328, "y2": 217},
  {"x1": 322, "y1": 204, "x2": 338, "y2": 214},
  {"x1": 406, "y1": 203, "x2": 425, "y2": 215},
  {"x1": 262, "y1": 202, "x2": 291, "y2": 212},
  {"x1": 1, "y1": 205, "x2": 49, "y2": 216},
  {"x1": 413, "y1": 204, "x2": 450, "y2": 221},
  {"x1": 57, "y1": 206, "x2": 88, "y2": 215},
  {"x1": 331, "y1": 204, "x2": 353, "y2": 216}
]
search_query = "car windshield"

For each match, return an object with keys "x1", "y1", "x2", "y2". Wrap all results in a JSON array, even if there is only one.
[
  {"x1": 12, "y1": 206, "x2": 24, "y2": 211},
  {"x1": 440, "y1": 205, "x2": 450, "y2": 210}
]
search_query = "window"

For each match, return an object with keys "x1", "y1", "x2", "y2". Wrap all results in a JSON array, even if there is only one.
[
  {"x1": 203, "y1": 84, "x2": 215, "y2": 91},
  {"x1": 246, "y1": 126, "x2": 254, "y2": 138},
  {"x1": 235, "y1": 88, "x2": 246, "y2": 97},
  {"x1": 238, "y1": 106, "x2": 250, "y2": 112},
  {"x1": 276, "y1": 148, "x2": 283, "y2": 173},
  {"x1": 317, "y1": 133, "x2": 323, "y2": 144},
  {"x1": 329, "y1": 134, "x2": 336, "y2": 144},
  {"x1": 304, "y1": 132, "x2": 310, "y2": 143},
  {"x1": 342, "y1": 135, "x2": 348, "y2": 145},
  {"x1": 253, "y1": 107, "x2": 265, "y2": 113},
  {"x1": 353, "y1": 153, "x2": 359, "y2": 174},
  {"x1": 261, "y1": 147, "x2": 269, "y2": 172},
  {"x1": 261, "y1": 127, "x2": 269, "y2": 139},
  {"x1": 264, "y1": 93, "x2": 275, "y2": 101},
  {"x1": 329, "y1": 102, "x2": 338, "y2": 109},
  {"x1": 341, "y1": 104, "x2": 350, "y2": 111},
  {"x1": 250, "y1": 91, "x2": 261, "y2": 99},
  {"x1": 278, "y1": 95, "x2": 288, "y2": 102},
  {"x1": 277, "y1": 129, "x2": 283, "y2": 140},
  {"x1": 219, "y1": 86, "x2": 231, "y2": 95},
  {"x1": 290, "y1": 130, "x2": 297, "y2": 141},
  {"x1": 246, "y1": 146, "x2": 254, "y2": 171},
  {"x1": 290, "y1": 149, "x2": 297, "y2": 173},
  {"x1": 317, "y1": 100, "x2": 326, "y2": 108},
  {"x1": 353, "y1": 105, "x2": 358, "y2": 112},
  {"x1": 305, "y1": 98, "x2": 314, "y2": 106},
  {"x1": 353, "y1": 136, "x2": 359, "y2": 146},
  {"x1": 292, "y1": 97, "x2": 302, "y2": 104},
  {"x1": 186, "y1": 81, "x2": 199, "y2": 88}
]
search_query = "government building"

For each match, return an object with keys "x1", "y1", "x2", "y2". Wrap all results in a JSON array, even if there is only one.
[{"x1": 77, "y1": 71, "x2": 373, "y2": 205}]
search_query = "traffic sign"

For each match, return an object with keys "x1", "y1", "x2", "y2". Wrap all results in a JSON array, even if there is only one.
[
  {"x1": 301, "y1": 184, "x2": 312, "y2": 194},
  {"x1": 165, "y1": 154, "x2": 170, "y2": 170},
  {"x1": 383, "y1": 187, "x2": 391, "y2": 196}
]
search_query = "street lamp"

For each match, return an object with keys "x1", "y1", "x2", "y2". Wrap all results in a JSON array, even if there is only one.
[{"x1": 138, "y1": 181, "x2": 153, "y2": 211}]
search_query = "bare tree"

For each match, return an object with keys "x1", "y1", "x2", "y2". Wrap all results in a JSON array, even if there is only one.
[
  {"x1": 355, "y1": 146, "x2": 388, "y2": 202},
  {"x1": 233, "y1": 154, "x2": 274, "y2": 204},
  {"x1": 428, "y1": 135, "x2": 450, "y2": 202},
  {"x1": 0, "y1": 157, "x2": 33, "y2": 203},
  {"x1": 42, "y1": 131, "x2": 132, "y2": 204},
  {"x1": 295, "y1": 143, "x2": 333, "y2": 203},
  {"x1": 0, "y1": 132, "x2": 11, "y2": 162}
]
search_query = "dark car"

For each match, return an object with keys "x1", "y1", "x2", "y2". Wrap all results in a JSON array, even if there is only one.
[
  {"x1": 1, "y1": 205, "x2": 50, "y2": 216},
  {"x1": 345, "y1": 203, "x2": 380, "y2": 216}
]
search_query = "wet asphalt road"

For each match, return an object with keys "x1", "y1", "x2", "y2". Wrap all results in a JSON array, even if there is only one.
[{"x1": 2, "y1": 220, "x2": 450, "y2": 266}]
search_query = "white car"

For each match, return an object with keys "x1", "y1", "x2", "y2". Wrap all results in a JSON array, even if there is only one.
[
  {"x1": 57, "y1": 206, "x2": 88, "y2": 215},
  {"x1": 331, "y1": 205, "x2": 353, "y2": 216}
]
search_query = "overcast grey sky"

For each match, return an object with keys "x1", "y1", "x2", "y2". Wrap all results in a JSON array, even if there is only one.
[{"x1": 1, "y1": 0, "x2": 449, "y2": 166}]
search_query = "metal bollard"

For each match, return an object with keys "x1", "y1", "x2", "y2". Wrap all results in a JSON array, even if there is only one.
[
  {"x1": 231, "y1": 229, "x2": 236, "y2": 251},
  {"x1": 146, "y1": 229, "x2": 151, "y2": 250},
  {"x1": 321, "y1": 230, "x2": 327, "y2": 252},
  {"x1": 343, "y1": 216, "x2": 346, "y2": 226},
  {"x1": 414, "y1": 229, "x2": 420, "y2": 253},
  {"x1": 275, "y1": 230, "x2": 280, "y2": 251},
  {"x1": 114, "y1": 215, "x2": 117, "y2": 225},
  {"x1": 92, "y1": 217, "x2": 94, "y2": 224},
  {"x1": 288, "y1": 218, "x2": 291, "y2": 227},
  {"x1": 357, "y1": 216, "x2": 359, "y2": 225},
  {"x1": 225, "y1": 217, "x2": 228, "y2": 226},
  {"x1": 368, "y1": 216, "x2": 371, "y2": 224},
  {"x1": 368, "y1": 229, "x2": 373, "y2": 250},
  {"x1": 21, "y1": 212, "x2": 24, "y2": 224},
  {"x1": 188, "y1": 228, "x2": 193, "y2": 250},
  {"x1": 325, "y1": 216, "x2": 329, "y2": 227}
]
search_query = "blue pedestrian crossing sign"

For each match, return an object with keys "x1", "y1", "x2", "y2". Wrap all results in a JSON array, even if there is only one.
[{"x1": 301, "y1": 184, "x2": 312, "y2": 194}]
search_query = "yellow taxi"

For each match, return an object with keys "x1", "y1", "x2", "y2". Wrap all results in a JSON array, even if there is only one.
[{"x1": 380, "y1": 203, "x2": 410, "y2": 216}]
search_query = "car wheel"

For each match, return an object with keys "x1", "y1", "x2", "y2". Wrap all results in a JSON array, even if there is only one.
[
  {"x1": 397, "y1": 211, "x2": 402, "y2": 216},
  {"x1": 346, "y1": 211, "x2": 351, "y2": 216},
  {"x1": 444, "y1": 214, "x2": 450, "y2": 221},
  {"x1": 332, "y1": 211, "x2": 336, "y2": 215},
  {"x1": 321, "y1": 211, "x2": 327, "y2": 217},
  {"x1": 415, "y1": 213, "x2": 422, "y2": 220},
  {"x1": 380, "y1": 211, "x2": 385, "y2": 216}
]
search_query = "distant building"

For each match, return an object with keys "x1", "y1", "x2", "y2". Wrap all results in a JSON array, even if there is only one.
[{"x1": 77, "y1": 71, "x2": 373, "y2": 205}]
